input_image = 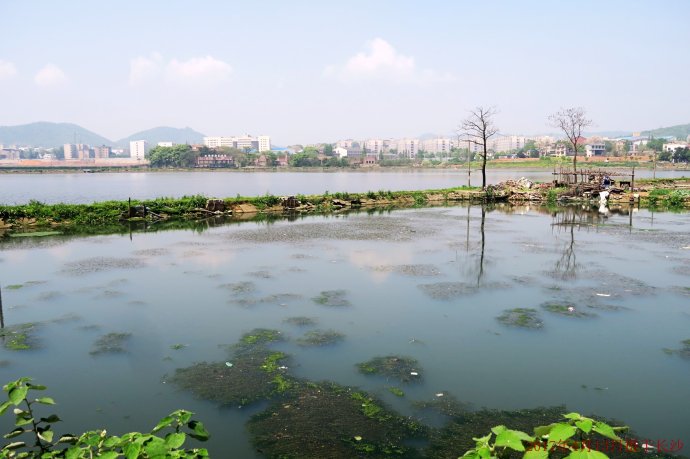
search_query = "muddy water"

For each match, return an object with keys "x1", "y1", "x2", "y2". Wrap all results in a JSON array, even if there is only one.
[{"x1": 0, "y1": 204, "x2": 689, "y2": 457}]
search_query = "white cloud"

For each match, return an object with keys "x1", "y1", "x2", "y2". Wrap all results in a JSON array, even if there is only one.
[
  {"x1": 129, "y1": 54, "x2": 232, "y2": 86},
  {"x1": 34, "y1": 64, "x2": 67, "y2": 87},
  {"x1": 0, "y1": 60, "x2": 18, "y2": 79},
  {"x1": 325, "y1": 38, "x2": 453, "y2": 84},
  {"x1": 165, "y1": 56, "x2": 232, "y2": 84},
  {"x1": 129, "y1": 52, "x2": 163, "y2": 86}
]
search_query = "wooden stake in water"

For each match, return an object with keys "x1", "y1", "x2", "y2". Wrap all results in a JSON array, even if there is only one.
[{"x1": 0, "y1": 284, "x2": 4, "y2": 329}]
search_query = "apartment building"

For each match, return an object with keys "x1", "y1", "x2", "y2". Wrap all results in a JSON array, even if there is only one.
[{"x1": 129, "y1": 140, "x2": 148, "y2": 160}]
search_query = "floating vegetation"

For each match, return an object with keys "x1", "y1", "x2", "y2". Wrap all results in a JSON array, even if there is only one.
[
  {"x1": 356, "y1": 355, "x2": 421, "y2": 383},
  {"x1": 171, "y1": 328, "x2": 294, "y2": 407},
  {"x1": 78, "y1": 324, "x2": 102, "y2": 331},
  {"x1": 219, "y1": 281, "x2": 256, "y2": 295},
  {"x1": 412, "y1": 392, "x2": 471, "y2": 418},
  {"x1": 387, "y1": 387, "x2": 405, "y2": 397},
  {"x1": 417, "y1": 281, "x2": 512, "y2": 300},
  {"x1": 662, "y1": 339, "x2": 690, "y2": 359},
  {"x1": 170, "y1": 343, "x2": 187, "y2": 350},
  {"x1": 0, "y1": 323, "x2": 41, "y2": 351},
  {"x1": 283, "y1": 316, "x2": 318, "y2": 327},
  {"x1": 541, "y1": 302, "x2": 597, "y2": 318},
  {"x1": 671, "y1": 286, "x2": 690, "y2": 297},
  {"x1": 312, "y1": 289, "x2": 350, "y2": 307},
  {"x1": 248, "y1": 381, "x2": 426, "y2": 459},
  {"x1": 61, "y1": 257, "x2": 146, "y2": 276},
  {"x1": 297, "y1": 329, "x2": 345, "y2": 347},
  {"x1": 90, "y1": 332, "x2": 132, "y2": 355},
  {"x1": 5, "y1": 284, "x2": 23, "y2": 290},
  {"x1": 236, "y1": 328, "x2": 284, "y2": 352},
  {"x1": 291, "y1": 253, "x2": 315, "y2": 259},
  {"x1": 425, "y1": 406, "x2": 565, "y2": 458},
  {"x1": 372, "y1": 264, "x2": 442, "y2": 277},
  {"x1": 496, "y1": 308, "x2": 543, "y2": 329},
  {"x1": 247, "y1": 270, "x2": 273, "y2": 279}
]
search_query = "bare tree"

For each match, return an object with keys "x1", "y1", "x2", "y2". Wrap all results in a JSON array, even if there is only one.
[
  {"x1": 549, "y1": 107, "x2": 592, "y2": 178},
  {"x1": 460, "y1": 106, "x2": 499, "y2": 189}
]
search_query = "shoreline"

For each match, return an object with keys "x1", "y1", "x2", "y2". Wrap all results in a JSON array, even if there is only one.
[{"x1": 1, "y1": 179, "x2": 688, "y2": 238}]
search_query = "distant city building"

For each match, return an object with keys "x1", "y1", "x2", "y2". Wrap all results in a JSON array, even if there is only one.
[
  {"x1": 129, "y1": 140, "x2": 148, "y2": 160},
  {"x1": 365, "y1": 139, "x2": 387, "y2": 156},
  {"x1": 663, "y1": 142, "x2": 688, "y2": 153},
  {"x1": 490, "y1": 135, "x2": 527, "y2": 153},
  {"x1": 585, "y1": 143, "x2": 606, "y2": 157},
  {"x1": 203, "y1": 134, "x2": 270, "y2": 152},
  {"x1": 0, "y1": 147, "x2": 20, "y2": 160},
  {"x1": 157, "y1": 141, "x2": 174, "y2": 147},
  {"x1": 63, "y1": 143, "x2": 90, "y2": 160},
  {"x1": 93, "y1": 145, "x2": 111, "y2": 158},
  {"x1": 421, "y1": 137, "x2": 453, "y2": 155},
  {"x1": 396, "y1": 139, "x2": 420, "y2": 158},
  {"x1": 258, "y1": 136, "x2": 271, "y2": 152}
]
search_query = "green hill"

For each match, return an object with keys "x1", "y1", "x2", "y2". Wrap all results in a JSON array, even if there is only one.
[
  {"x1": 0, "y1": 122, "x2": 112, "y2": 147},
  {"x1": 115, "y1": 126, "x2": 205, "y2": 147},
  {"x1": 642, "y1": 123, "x2": 690, "y2": 140}
]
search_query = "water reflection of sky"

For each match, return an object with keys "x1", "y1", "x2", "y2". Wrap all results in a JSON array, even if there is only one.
[{"x1": 0, "y1": 205, "x2": 689, "y2": 457}]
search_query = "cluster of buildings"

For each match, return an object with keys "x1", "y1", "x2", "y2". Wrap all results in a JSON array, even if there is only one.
[{"x1": 202, "y1": 134, "x2": 271, "y2": 152}]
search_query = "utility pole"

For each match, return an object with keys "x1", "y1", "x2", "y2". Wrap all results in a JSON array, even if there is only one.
[{"x1": 466, "y1": 137, "x2": 472, "y2": 188}]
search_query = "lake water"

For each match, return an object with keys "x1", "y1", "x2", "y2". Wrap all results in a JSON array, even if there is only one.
[
  {"x1": 1, "y1": 169, "x2": 688, "y2": 204},
  {"x1": 1, "y1": 204, "x2": 689, "y2": 457}
]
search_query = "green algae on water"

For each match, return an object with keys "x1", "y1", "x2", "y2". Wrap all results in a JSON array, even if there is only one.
[
  {"x1": 0, "y1": 323, "x2": 41, "y2": 351},
  {"x1": 296, "y1": 329, "x2": 345, "y2": 347},
  {"x1": 356, "y1": 355, "x2": 422, "y2": 383},
  {"x1": 248, "y1": 381, "x2": 426, "y2": 459},
  {"x1": 90, "y1": 332, "x2": 131, "y2": 355},
  {"x1": 496, "y1": 308, "x2": 543, "y2": 329},
  {"x1": 541, "y1": 302, "x2": 597, "y2": 318},
  {"x1": 312, "y1": 289, "x2": 350, "y2": 307}
]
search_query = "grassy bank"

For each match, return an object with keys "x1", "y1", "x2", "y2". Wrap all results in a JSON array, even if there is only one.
[{"x1": 0, "y1": 186, "x2": 482, "y2": 235}]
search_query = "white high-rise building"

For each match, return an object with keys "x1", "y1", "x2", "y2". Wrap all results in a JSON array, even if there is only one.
[
  {"x1": 130, "y1": 140, "x2": 148, "y2": 160},
  {"x1": 203, "y1": 137, "x2": 235, "y2": 148},
  {"x1": 258, "y1": 136, "x2": 271, "y2": 152},
  {"x1": 396, "y1": 139, "x2": 420, "y2": 158},
  {"x1": 64, "y1": 144, "x2": 77, "y2": 160},
  {"x1": 421, "y1": 138, "x2": 453, "y2": 155},
  {"x1": 490, "y1": 135, "x2": 527, "y2": 153}
]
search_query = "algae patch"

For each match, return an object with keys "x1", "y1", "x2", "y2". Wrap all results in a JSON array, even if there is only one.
[
  {"x1": 541, "y1": 302, "x2": 597, "y2": 318},
  {"x1": 61, "y1": 257, "x2": 146, "y2": 276},
  {"x1": 0, "y1": 322, "x2": 41, "y2": 351},
  {"x1": 356, "y1": 355, "x2": 422, "y2": 383},
  {"x1": 90, "y1": 332, "x2": 132, "y2": 355},
  {"x1": 248, "y1": 381, "x2": 426, "y2": 459},
  {"x1": 296, "y1": 329, "x2": 345, "y2": 347},
  {"x1": 312, "y1": 289, "x2": 350, "y2": 307},
  {"x1": 496, "y1": 308, "x2": 543, "y2": 329}
]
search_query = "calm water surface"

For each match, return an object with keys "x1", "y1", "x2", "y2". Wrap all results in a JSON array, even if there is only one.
[
  {"x1": 0, "y1": 205, "x2": 689, "y2": 457},
  {"x1": 1, "y1": 169, "x2": 688, "y2": 204}
]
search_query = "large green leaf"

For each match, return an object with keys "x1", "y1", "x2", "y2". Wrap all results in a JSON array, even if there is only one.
[
  {"x1": 152, "y1": 416, "x2": 173, "y2": 433},
  {"x1": 8, "y1": 386, "x2": 28, "y2": 406},
  {"x1": 36, "y1": 397, "x2": 55, "y2": 405},
  {"x1": 563, "y1": 413, "x2": 582, "y2": 420},
  {"x1": 575, "y1": 419, "x2": 593, "y2": 433},
  {"x1": 495, "y1": 429, "x2": 526, "y2": 451},
  {"x1": 4, "y1": 427, "x2": 25, "y2": 439},
  {"x1": 37, "y1": 429, "x2": 54, "y2": 443},
  {"x1": 0, "y1": 401, "x2": 12, "y2": 415},
  {"x1": 123, "y1": 442, "x2": 142, "y2": 459},
  {"x1": 98, "y1": 452, "x2": 119, "y2": 459},
  {"x1": 165, "y1": 432, "x2": 186, "y2": 449},
  {"x1": 524, "y1": 450, "x2": 549, "y2": 459},
  {"x1": 548, "y1": 423, "x2": 577, "y2": 444},
  {"x1": 592, "y1": 422, "x2": 620, "y2": 441},
  {"x1": 187, "y1": 421, "x2": 209, "y2": 441}
]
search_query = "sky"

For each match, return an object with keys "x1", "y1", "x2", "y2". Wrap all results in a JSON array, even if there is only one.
[{"x1": 1, "y1": 0, "x2": 689, "y2": 145}]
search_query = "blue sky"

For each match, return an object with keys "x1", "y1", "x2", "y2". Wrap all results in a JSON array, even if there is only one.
[{"x1": 1, "y1": 0, "x2": 689, "y2": 145}]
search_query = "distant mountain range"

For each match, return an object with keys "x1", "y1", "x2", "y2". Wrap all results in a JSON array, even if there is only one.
[
  {"x1": 642, "y1": 123, "x2": 690, "y2": 140},
  {"x1": 0, "y1": 122, "x2": 205, "y2": 148}
]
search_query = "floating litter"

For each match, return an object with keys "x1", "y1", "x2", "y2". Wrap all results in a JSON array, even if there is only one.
[
  {"x1": 410, "y1": 371, "x2": 418, "y2": 376},
  {"x1": 567, "y1": 306, "x2": 575, "y2": 312},
  {"x1": 435, "y1": 393, "x2": 444, "y2": 397},
  {"x1": 595, "y1": 293, "x2": 611, "y2": 297},
  {"x1": 354, "y1": 436, "x2": 362, "y2": 441},
  {"x1": 225, "y1": 362, "x2": 233, "y2": 367}
]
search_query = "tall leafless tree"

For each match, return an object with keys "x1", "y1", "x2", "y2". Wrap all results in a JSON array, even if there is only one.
[
  {"x1": 549, "y1": 107, "x2": 592, "y2": 179},
  {"x1": 460, "y1": 106, "x2": 499, "y2": 189}
]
